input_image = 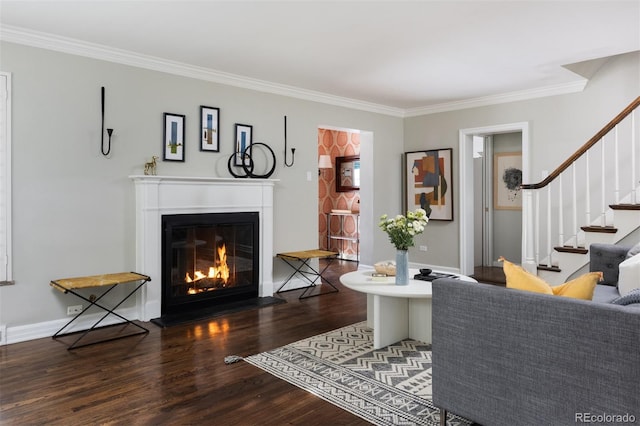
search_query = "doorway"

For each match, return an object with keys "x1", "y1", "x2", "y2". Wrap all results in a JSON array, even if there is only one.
[
  {"x1": 459, "y1": 122, "x2": 530, "y2": 277},
  {"x1": 472, "y1": 132, "x2": 523, "y2": 284}
]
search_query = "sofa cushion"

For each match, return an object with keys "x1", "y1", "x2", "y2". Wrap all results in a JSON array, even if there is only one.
[
  {"x1": 618, "y1": 252, "x2": 640, "y2": 296},
  {"x1": 501, "y1": 257, "x2": 601, "y2": 300},
  {"x1": 592, "y1": 284, "x2": 620, "y2": 303}
]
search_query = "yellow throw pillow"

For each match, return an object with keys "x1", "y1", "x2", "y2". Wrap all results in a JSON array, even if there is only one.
[
  {"x1": 551, "y1": 272, "x2": 602, "y2": 300},
  {"x1": 500, "y1": 256, "x2": 553, "y2": 295},
  {"x1": 499, "y1": 257, "x2": 602, "y2": 300}
]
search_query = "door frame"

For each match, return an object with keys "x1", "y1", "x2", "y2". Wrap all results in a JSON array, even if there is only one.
[{"x1": 459, "y1": 122, "x2": 530, "y2": 276}]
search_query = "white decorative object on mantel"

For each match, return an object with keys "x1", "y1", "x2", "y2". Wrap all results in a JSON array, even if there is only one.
[{"x1": 130, "y1": 175, "x2": 277, "y2": 321}]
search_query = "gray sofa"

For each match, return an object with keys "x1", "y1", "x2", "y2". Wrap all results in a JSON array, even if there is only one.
[{"x1": 432, "y1": 274, "x2": 640, "y2": 425}]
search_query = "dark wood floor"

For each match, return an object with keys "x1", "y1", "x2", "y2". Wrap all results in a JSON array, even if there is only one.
[
  {"x1": 0, "y1": 260, "x2": 367, "y2": 425},
  {"x1": 471, "y1": 265, "x2": 506, "y2": 286}
]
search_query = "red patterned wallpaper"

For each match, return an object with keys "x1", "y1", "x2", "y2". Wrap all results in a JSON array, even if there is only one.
[{"x1": 318, "y1": 129, "x2": 360, "y2": 259}]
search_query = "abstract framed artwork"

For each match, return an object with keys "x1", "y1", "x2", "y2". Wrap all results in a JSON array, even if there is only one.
[
  {"x1": 404, "y1": 148, "x2": 453, "y2": 221},
  {"x1": 234, "y1": 123, "x2": 253, "y2": 167},
  {"x1": 163, "y1": 113, "x2": 185, "y2": 162},
  {"x1": 494, "y1": 152, "x2": 522, "y2": 210},
  {"x1": 200, "y1": 106, "x2": 220, "y2": 152}
]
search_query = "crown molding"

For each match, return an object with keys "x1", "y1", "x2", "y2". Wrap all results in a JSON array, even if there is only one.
[
  {"x1": 403, "y1": 79, "x2": 588, "y2": 117},
  {"x1": 0, "y1": 25, "x2": 405, "y2": 117},
  {"x1": 1, "y1": 25, "x2": 587, "y2": 118}
]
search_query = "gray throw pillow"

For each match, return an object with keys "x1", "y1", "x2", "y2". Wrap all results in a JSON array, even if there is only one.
[
  {"x1": 626, "y1": 242, "x2": 640, "y2": 259},
  {"x1": 611, "y1": 288, "x2": 640, "y2": 305}
]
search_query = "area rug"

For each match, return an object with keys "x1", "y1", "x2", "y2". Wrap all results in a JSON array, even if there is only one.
[{"x1": 244, "y1": 322, "x2": 471, "y2": 426}]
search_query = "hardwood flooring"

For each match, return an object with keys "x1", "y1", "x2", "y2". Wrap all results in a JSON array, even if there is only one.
[
  {"x1": 471, "y1": 265, "x2": 506, "y2": 286},
  {"x1": 0, "y1": 260, "x2": 368, "y2": 426}
]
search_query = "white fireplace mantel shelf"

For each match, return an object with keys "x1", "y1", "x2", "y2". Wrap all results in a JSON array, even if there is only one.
[
  {"x1": 129, "y1": 175, "x2": 279, "y2": 184},
  {"x1": 131, "y1": 175, "x2": 277, "y2": 321}
]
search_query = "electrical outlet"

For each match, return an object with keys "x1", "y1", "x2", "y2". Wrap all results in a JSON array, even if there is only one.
[
  {"x1": 419, "y1": 245, "x2": 428, "y2": 252},
  {"x1": 67, "y1": 305, "x2": 83, "y2": 315}
]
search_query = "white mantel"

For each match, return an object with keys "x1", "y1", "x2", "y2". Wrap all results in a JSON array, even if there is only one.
[{"x1": 130, "y1": 175, "x2": 276, "y2": 321}]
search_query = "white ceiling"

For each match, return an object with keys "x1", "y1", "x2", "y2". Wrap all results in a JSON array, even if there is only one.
[{"x1": 1, "y1": 1, "x2": 639, "y2": 115}]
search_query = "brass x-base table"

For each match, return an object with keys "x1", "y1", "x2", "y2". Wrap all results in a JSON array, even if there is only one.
[{"x1": 276, "y1": 249, "x2": 339, "y2": 299}]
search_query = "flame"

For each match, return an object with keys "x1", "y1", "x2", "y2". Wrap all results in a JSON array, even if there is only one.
[{"x1": 184, "y1": 244, "x2": 230, "y2": 288}]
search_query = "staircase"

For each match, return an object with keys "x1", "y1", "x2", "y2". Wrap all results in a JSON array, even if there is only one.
[{"x1": 521, "y1": 96, "x2": 640, "y2": 285}]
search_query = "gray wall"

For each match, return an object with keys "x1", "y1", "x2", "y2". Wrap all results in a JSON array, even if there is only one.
[
  {"x1": 0, "y1": 41, "x2": 403, "y2": 331},
  {"x1": 403, "y1": 51, "x2": 640, "y2": 269},
  {"x1": 492, "y1": 132, "x2": 522, "y2": 263}
]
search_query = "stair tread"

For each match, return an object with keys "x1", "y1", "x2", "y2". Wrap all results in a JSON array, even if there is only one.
[
  {"x1": 581, "y1": 225, "x2": 618, "y2": 233},
  {"x1": 610, "y1": 204, "x2": 640, "y2": 210},
  {"x1": 537, "y1": 264, "x2": 561, "y2": 272},
  {"x1": 554, "y1": 246, "x2": 588, "y2": 254}
]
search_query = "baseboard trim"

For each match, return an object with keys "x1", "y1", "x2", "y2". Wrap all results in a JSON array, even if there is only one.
[{"x1": 4, "y1": 307, "x2": 139, "y2": 345}]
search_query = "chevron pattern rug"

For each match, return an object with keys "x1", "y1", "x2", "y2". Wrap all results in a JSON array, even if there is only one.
[{"x1": 244, "y1": 322, "x2": 471, "y2": 426}]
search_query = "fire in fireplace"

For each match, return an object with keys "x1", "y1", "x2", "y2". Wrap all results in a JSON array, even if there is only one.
[{"x1": 161, "y1": 212, "x2": 259, "y2": 315}]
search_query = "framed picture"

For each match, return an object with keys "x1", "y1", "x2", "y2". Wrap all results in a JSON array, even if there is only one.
[
  {"x1": 404, "y1": 148, "x2": 453, "y2": 221},
  {"x1": 200, "y1": 106, "x2": 220, "y2": 152},
  {"x1": 494, "y1": 152, "x2": 522, "y2": 210},
  {"x1": 335, "y1": 155, "x2": 360, "y2": 192},
  {"x1": 163, "y1": 113, "x2": 185, "y2": 162},
  {"x1": 234, "y1": 123, "x2": 253, "y2": 167}
]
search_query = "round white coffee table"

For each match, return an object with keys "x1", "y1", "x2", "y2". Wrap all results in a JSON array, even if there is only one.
[{"x1": 340, "y1": 268, "x2": 476, "y2": 349}]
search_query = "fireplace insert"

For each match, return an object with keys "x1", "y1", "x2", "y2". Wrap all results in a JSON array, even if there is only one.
[{"x1": 161, "y1": 212, "x2": 259, "y2": 315}]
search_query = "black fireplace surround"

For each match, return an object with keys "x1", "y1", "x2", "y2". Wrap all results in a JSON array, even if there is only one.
[{"x1": 161, "y1": 212, "x2": 259, "y2": 316}]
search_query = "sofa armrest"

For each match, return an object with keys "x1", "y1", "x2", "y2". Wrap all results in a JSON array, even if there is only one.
[
  {"x1": 432, "y1": 278, "x2": 640, "y2": 426},
  {"x1": 589, "y1": 243, "x2": 630, "y2": 286}
]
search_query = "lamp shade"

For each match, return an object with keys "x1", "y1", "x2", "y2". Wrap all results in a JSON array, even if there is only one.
[{"x1": 318, "y1": 155, "x2": 332, "y2": 169}]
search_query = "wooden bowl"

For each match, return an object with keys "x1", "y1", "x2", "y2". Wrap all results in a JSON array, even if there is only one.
[{"x1": 374, "y1": 261, "x2": 396, "y2": 276}]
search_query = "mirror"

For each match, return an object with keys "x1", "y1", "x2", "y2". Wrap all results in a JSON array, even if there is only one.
[{"x1": 336, "y1": 155, "x2": 360, "y2": 192}]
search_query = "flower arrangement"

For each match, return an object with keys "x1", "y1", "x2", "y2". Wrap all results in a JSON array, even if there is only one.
[{"x1": 378, "y1": 208, "x2": 429, "y2": 251}]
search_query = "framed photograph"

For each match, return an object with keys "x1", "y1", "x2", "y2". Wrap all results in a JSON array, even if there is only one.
[
  {"x1": 163, "y1": 113, "x2": 185, "y2": 162},
  {"x1": 494, "y1": 152, "x2": 522, "y2": 210},
  {"x1": 200, "y1": 106, "x2": 220, "y2": 152},
  {"x1": 234, "y1": 123, "x2": 253, "y2": 167},
  {"x1": 335, "y1": 155, "x2": 360, "y2": 192},
  {"x1": 404, "y1": 148, "x2": 453, "y2": 221}
]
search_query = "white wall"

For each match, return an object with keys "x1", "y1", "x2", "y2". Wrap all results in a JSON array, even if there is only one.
[
  {"x1": 403, "y1": 51, "x2": 640, "y2": 269},
  {"x1": 0, "y1": 41, "x2": 403, "y2": 339}
]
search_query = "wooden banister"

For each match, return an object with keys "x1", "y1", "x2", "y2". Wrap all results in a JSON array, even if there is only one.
[{"x1": 521, "y1": 96, "x2": 640, "y2": 190}]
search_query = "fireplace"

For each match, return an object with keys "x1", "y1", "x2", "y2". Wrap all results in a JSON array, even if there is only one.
[
  {"x1": 131, "y1": 175, "x2": 275, "y2": 322},
  {"x1": 162, "y1": 212, "x2": 259, "y2": 315}
]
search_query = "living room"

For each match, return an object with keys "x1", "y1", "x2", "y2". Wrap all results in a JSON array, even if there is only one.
[
  {"x1": 0, "y1": 1, "x2": 639, "y2": 423},
  {"x1": 0, "y1": 1, "x2": 637, "y2": 344}
]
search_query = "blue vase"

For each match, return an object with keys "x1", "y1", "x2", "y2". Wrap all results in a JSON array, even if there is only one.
[{"x1": 395, "y1": 249, "x2": 409, "y2": 285}]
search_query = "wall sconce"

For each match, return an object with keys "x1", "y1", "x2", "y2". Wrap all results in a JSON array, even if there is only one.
[
  {"x1": 101, "y1": 86, "x2": 114, "y2": 157},
  {"x1": 318, "y1": 154, "x2": 332, "y2": 176}
]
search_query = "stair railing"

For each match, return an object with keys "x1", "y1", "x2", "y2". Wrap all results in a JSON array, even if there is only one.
[{"x1": 521, "y1": 96, "x2": 640, "y2": 273}]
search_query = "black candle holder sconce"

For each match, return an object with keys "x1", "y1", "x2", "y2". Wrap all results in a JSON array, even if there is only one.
[{"x1": 101, "y1": 86, "x2": 114, "y2": 156}]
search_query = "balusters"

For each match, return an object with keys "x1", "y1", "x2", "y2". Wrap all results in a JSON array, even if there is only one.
[
  {"x1": 632, "y1": 110, "x2": 637, "y2": 204},
  {"x1": 534, "y1": 190, "x2": 540, "y2": 265},
  {"x1": 547, "y1": 182, "x2": 552, "y2": 266},
  {"x1": 558, "y1": 174, "x2": 564, "y2": 247},
  {"x1": 601, "y1": 136, "x2": 606, "y2": 227},
  {"x1": 614, "y1": 126, "x2": 620, "y2": 204},
  {"x1": 522, "y1": 97, "x2": 639, "y2": 276},
  {"x1": 585, "y1": 150, "x2": 591, "y2": 225},
  {"x1": 571, "y1": 163, "x2": 578, "y2": 247}
]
